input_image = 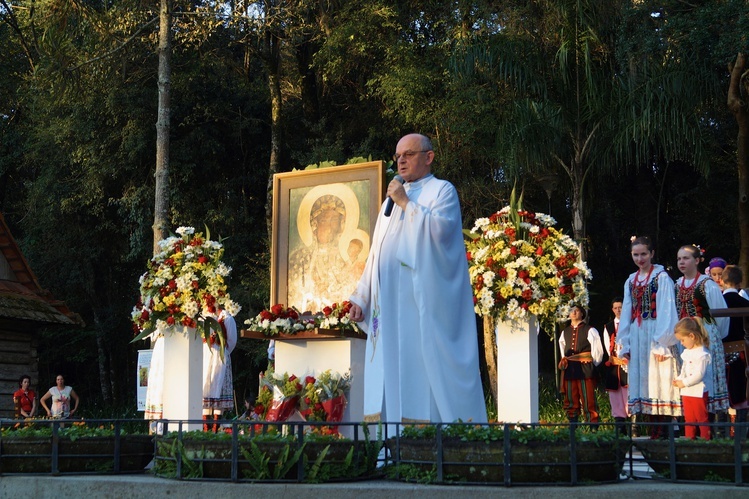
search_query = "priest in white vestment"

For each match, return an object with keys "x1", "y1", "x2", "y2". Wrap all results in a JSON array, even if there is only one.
[{"x1": 349, "y1": 133, "x2": 487, "y2": 424}]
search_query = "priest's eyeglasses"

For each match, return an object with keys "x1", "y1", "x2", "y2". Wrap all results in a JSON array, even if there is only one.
[{"x1": 393, "y1": 150, "x2": 430, "y2": 162}]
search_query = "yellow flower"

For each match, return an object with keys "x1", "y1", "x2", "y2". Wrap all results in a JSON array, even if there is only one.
[{"x1": 499, "y1": 286, "x2": 513, "y2": 298}]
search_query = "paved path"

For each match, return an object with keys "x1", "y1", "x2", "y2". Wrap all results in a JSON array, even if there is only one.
[{"x1": 1, "y1": 474, "x2": 747, "y2": 499}]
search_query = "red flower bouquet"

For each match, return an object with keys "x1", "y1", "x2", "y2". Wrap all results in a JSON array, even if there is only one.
[{"x1": 260, "y1": 370, "x2": 303, "y2": 422}]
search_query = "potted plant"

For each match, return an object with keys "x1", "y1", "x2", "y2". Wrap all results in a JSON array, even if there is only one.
[
  {"x1": 635, "y1": 437, "x2": 749, "y2": 482},
  {"x1": 386, "y1": 423, "x2": 629, "y2": 485},
  {"x1": 0, "y1": 420, "x2": 153, "y2": 474},
  {"x1": 153, "y1": 424, "x2": 381, "y2": 482}
]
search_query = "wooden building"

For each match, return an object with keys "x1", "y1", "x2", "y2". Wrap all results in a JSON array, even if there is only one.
[{"x1": 0, "y1": 213, "x2": 81, "y2": 418}]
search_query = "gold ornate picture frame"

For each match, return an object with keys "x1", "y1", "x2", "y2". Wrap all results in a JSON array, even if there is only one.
[{"x1": 270, "y1": 161, "x2": 386, "y2": 312}]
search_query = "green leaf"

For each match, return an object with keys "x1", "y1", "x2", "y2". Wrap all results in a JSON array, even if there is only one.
[{"x1": 130, "y1": 325, "x2": 155, "y2": 344}]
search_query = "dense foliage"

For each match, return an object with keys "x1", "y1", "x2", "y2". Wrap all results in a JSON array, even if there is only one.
[{"x1": 1, "y1": 0, "x2": 747, "y2": 412}]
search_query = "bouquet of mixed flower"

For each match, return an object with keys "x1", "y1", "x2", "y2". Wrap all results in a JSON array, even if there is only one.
[
  {"x1": 244, "y1": 304, "x2": 315, "y2": 335},
  {"x1": 313, "y1": 301, "x2": 363, "y2": 333},
  {"x1": 258, "y1": 369, "x2": 304, "y2": 422},
  {"x1": 299, "y1": 370, "x2": 351, "y2": 434},
  {"x1": 245, "y1": 301, "x2": 363, "y2": 336},
  {"x1": 300, "y1": 375, "x2": 326, "y2": 422},
  {"x1": 130, "y1": 226, "x2": 241, "y2": 347},
  {"x1": 465, "y1": 189, "x2": 591, "y2": 334}
]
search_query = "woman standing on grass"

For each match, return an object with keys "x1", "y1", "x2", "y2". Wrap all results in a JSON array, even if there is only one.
[{"x1": 617, "y1": 236, "x2": 681, "y2": 439}]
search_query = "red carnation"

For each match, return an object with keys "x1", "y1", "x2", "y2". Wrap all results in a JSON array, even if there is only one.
[
  {"x1": 305, "y1": 376, "x2": 316, "y2": 386},
  {"x1": 499, "y1": 268, "x2": 508, "y2": 279},
  {"x1": 254, "y1": 405, "x2": 264, "y2": 415},
  {"x1": 323, "y1": 306, "x2": 333, "y2": 316},
  {"x1": 522, "y1": 289, "x2": 533, "y2": 300},
  {"x1": 510, "y1": 246, "x2": 518, "y2": 255},
  {"x1": 289, "y1": 374, "x2": 297, "y2": 381},
  {"x1": 168, "y1": 279, "x2": 177, "y2": 290},
  {"x1": 536, "y1": 247, "x2": 543, "y2": 256},
  {"x1": 198, "y1": 256, "x2": 209, "y2": 264},
  {"x1": 466, "y1": 251, "x2": 472, "y2": 261},
  {"x1": 271, "y1": 304, "x2": 285, "y2": 316},
  {"x1": 167, "y1": 316, "x2": 175, "y2": 325}
]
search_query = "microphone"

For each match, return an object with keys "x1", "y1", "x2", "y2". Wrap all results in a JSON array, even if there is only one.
[{"x1": 384, "y1": 175, "x2": 405, "y2": 217}]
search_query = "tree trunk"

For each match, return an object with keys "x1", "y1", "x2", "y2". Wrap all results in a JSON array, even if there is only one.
[
  {"x1": 264, "y1": 23, "x2": 282, "y2": 241},
  {"x1": 92, "y1": 310, "x2": 112, "y2": 403},
  {"x1": 153, "y1": 0, "x2": 172, "y2": 254},
  {"x1": 482, "y1": 316, "x2": 498, "y2": 408},
  {"x1": 570, "y1": 164, "x2": 587, "y2": 261},
  {"x1": 728, "y1": 53, "x2": 749, "y2": 281}
]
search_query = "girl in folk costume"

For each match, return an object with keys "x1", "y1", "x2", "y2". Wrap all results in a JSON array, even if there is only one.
[
  {"x1": 617, "y1": 236, "x2": 682, "y2": 439},
  {"x1": 675, "y1": 245, "x2": 729, "y2": 419},
  {"x1": 202, "y1": 309, "x2": 237, "y2": 432},
  {"x1": 706, "y1": 257, "x2": 727, "y2": 283},
  {"x1": 672, "y1": 317, "x2": 713, "y2": 440},
  {"x1": 144, "y1": 331, "x2": 165, "y2": 434},
  {"x1": 602, "y1": 298, "x2": 629, "y2": 432}
]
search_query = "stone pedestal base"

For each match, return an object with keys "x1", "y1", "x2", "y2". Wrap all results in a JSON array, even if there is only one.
[
  {"x1": 496, "y1": 316, "x2": 539, "y2": 423},
  {"x1": 162, "y1": 327, "x2": 203, "y2": 432}
]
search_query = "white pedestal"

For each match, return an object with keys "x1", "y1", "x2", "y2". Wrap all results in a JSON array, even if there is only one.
[
  {"x1": 275, "y1": 337, "x2": 365, "y2": 439},
  {"x1": 496, "y1": 316, "x2": 539, "y2": 423},
  {"x1": 162, "y1": 327, "x2": 203, "y2": 432}
]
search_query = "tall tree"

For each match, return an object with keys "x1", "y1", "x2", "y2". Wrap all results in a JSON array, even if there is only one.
[
  {"x1": 619, "y1": 0, "x2": 749, "y2": 276},
  {"x1": 153, "y1": 0, "x2": 172, "y2": 253}
]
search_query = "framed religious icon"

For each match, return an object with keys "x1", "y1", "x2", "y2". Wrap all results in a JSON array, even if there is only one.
[{"x1": 270, "y1": 161, "x2": 386, "y2": 313}]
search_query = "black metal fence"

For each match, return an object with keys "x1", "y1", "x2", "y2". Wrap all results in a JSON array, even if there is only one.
[{"x1": 1, "y1": 418, "x2": 747, "y2": 486}]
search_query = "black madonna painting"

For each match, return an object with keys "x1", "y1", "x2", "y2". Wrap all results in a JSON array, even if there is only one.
[{"x1": 271, "y1": 162, "x2": 385, "y2": 313}]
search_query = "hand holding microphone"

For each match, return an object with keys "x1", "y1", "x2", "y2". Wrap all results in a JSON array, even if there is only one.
[{"x1": 384, "y1": 175, "x2": 406, "y2": 217}]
